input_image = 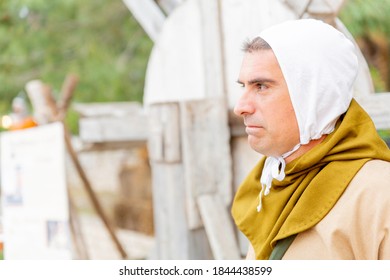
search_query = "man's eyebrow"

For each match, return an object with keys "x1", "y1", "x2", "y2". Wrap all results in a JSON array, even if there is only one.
[{"x1": 236, "y1": 78, "x2": 277, "y2": 86}]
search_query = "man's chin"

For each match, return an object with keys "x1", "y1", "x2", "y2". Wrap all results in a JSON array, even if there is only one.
[{"x1": 248, "y1": 139, "x2": 269, "y2": 156}]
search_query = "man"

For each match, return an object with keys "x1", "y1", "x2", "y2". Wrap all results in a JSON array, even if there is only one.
[{"x1": 231, "y1": 19, "x2": 390, "y2": 260}]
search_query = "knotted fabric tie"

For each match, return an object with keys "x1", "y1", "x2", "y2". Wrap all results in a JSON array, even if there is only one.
[{"x1": 257, "y1": 144, "x2": 300, "y2": 212}]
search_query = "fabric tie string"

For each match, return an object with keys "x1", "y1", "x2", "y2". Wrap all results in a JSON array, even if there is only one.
[{"x1": 257, "y1": 144, "x2": 300, "y2": 212}]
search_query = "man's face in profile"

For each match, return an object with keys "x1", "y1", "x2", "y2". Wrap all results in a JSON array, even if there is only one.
[{"x1": 235, "y1": 49, "x2": 300, "y2": 157}]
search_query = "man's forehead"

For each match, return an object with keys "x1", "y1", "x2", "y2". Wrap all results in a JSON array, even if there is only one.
[{"x1": 238, "y1": 50, "x2": 284, "y2": 82}]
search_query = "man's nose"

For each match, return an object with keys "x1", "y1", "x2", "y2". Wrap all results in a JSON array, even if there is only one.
[{"x1": 234, "y1": 92, "x2": 254, "y2": 116}]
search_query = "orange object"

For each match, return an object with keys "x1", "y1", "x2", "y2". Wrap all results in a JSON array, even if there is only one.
[{"x1": 10, "y1": 116, "x2": 38, "y2": 131}]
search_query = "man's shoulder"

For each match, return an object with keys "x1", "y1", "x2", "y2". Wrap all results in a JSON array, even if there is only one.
[
  {"x1": 321, "y1": 159, "x2": 390, "y2": 231},
  {"x1": 349, "y1": 159, "x2": 390, "y2": 195},
  {"x1": 357, "y1": 159, "x2": 390, "y2": 179}
]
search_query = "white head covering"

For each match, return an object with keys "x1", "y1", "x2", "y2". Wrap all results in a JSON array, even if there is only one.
[{"x1": 255, "y1": 19, "x2": 359, "y2": 212}]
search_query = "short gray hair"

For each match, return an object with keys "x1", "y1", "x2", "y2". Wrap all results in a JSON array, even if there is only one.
[{"x1": 242, "y1": 37, "x2": 271, "y2": 53}]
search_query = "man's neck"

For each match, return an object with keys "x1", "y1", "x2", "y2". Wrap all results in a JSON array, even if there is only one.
[{"x1": 285, "y1": 135, "x2": 327, "y2": 164}]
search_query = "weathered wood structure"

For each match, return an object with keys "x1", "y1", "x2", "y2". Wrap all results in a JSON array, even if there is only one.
[
  {"x1": 25, "y1": 78, "x2": 130, "y2": 259},
  {"x1": 125, "y1": 0, "x2": 390, "y2": 259}
]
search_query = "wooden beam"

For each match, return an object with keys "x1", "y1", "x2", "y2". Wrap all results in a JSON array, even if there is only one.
[
  {"x1": 180, "y1": 99, "x2": 232, "y2": 229},
  {"x1": 150, "y1": 161, "x2": 213, "y2": 259},
  {"x1": 74, "y1": 102, "x2": 149, "y2": 144},
  {"x1": 147, "y1": 102, "x2": 213, "y2": 259},
  {"x1": 197, "y1": 194, "x2": 241, "y2": 259},
  {"x1": 78, "y1": 115, "x2": 148, "y2": 143},
  {"x1": 25, "y1": 80, "x2": 57, "y2": 124},
  {"x1": 158, "y1": 0, "x2": 184, "y2": 14},
  {"x1": 122, "y1": 0, "x2": 166, "y2": 42},
  {"x1": 147, "y1": 103, "x2": 181, "y2": 163},
  {"x1": 198, "y1": 0, "x2": 227, "y2": 101}
]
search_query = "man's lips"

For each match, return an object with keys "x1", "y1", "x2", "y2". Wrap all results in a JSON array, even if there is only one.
[
  {"x1": 245, "y1": 125, "x2": 264, "y2": 135},
  {"x1": 245, "y1": 124, "x2": 262, "y2": 128},
  {"x1": 244, "y1": 122, "x2": 263, "y2": 128}
]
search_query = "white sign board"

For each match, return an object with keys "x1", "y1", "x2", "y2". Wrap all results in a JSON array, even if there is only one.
[{"x1": 0, "y1": 122, "x2": 72, "y2": 259}]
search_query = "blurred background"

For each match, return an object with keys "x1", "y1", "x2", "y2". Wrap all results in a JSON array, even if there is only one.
[{"x1": 0, "y1": 0, "x2": 390, "y2": 260}]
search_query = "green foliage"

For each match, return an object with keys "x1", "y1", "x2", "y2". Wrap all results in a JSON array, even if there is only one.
[
  {"x1": 0, "y1": 0, "x2": 153, "y2": 129},
  {"x1": 65, "y1": 108, "x2": 79, "y2": 135},
  {"x1": 369, "y1": 66, "x2": 387, "y2": 93},
  {"x1": 340, "y1": 0, "x2": 390, "y2": 39},
  {"x1": 378, "y1": 129, "x2": 390, "y2": 147},
  {"x1": 340, "y1": 0, "x2": 390, "y2": 143},
  {"x1": 340, "y1": 0, "x2": 390, "y2": 92}
]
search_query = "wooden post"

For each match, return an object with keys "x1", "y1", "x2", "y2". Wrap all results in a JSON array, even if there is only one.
[
  {"x1": 148, "y1": 102, "x2": 213, "y2": 259},
  {"x1": 158, "y1": 0, "x2": 184, "y2": 14},
  {"x1": 180, "y1": 98, "x2": 232, "y2": 229},
  {"x1": 122, "y1": 0, "x2": 166, "y2": 42},
  {"x1": 197, "y1": 194, "x2": 240, "y2": 259}
]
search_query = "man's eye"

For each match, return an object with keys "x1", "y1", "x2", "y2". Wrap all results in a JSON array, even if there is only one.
[{"x1": 256, "y1": 84, "x2": 267, "y2": 91}]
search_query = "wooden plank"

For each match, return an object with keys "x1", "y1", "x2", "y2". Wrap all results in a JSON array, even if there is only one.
[
  {"x1": 147, "y1": 105, "x2": 164, "y2": 162},
  {"x1": 158, "y1": 0, "x2": 184, "y2": 14},
  {"x1": 198, "y1": 0, "x2": 226, "y2": 101},
  {"x1": 74, "y1": 101, "x2": 148, "y2": 145},
  {"x1": 147, "y1": 103, "x2": 181, "y2": 163},
  {"x1": 150, "y1": 162, "x2": 213, "y2": 259},
  {"x1": 161, "y1": 104, "x2": 181, "y2": 162},
  {"x1": 73, "y1": 102, "x2": 143, "y2": 118},
  {"x1": 150, "y1": 162, "x2": 185, "y2": 259},
  {"x1": 79, "y1": 214, "x2": 155, "y2": 260},
  {"x1": 78, "y1": 115, "x2": 148, "y2": 143},
  {"x1": 122, "y1": 0, "x2": 166, "y2": 42},
  {"x1": 148, "y1": 102, "x2": 211, "y2": 259},
  {"x1": 180, "y1": 99, "x2": 233, "y2": 229},
  {"x1": 197, "y1": 194, "x2": 241, "y2": 260},
  {"x1": 25, "y1": 80, "x2": 57, "y2": 124}
]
